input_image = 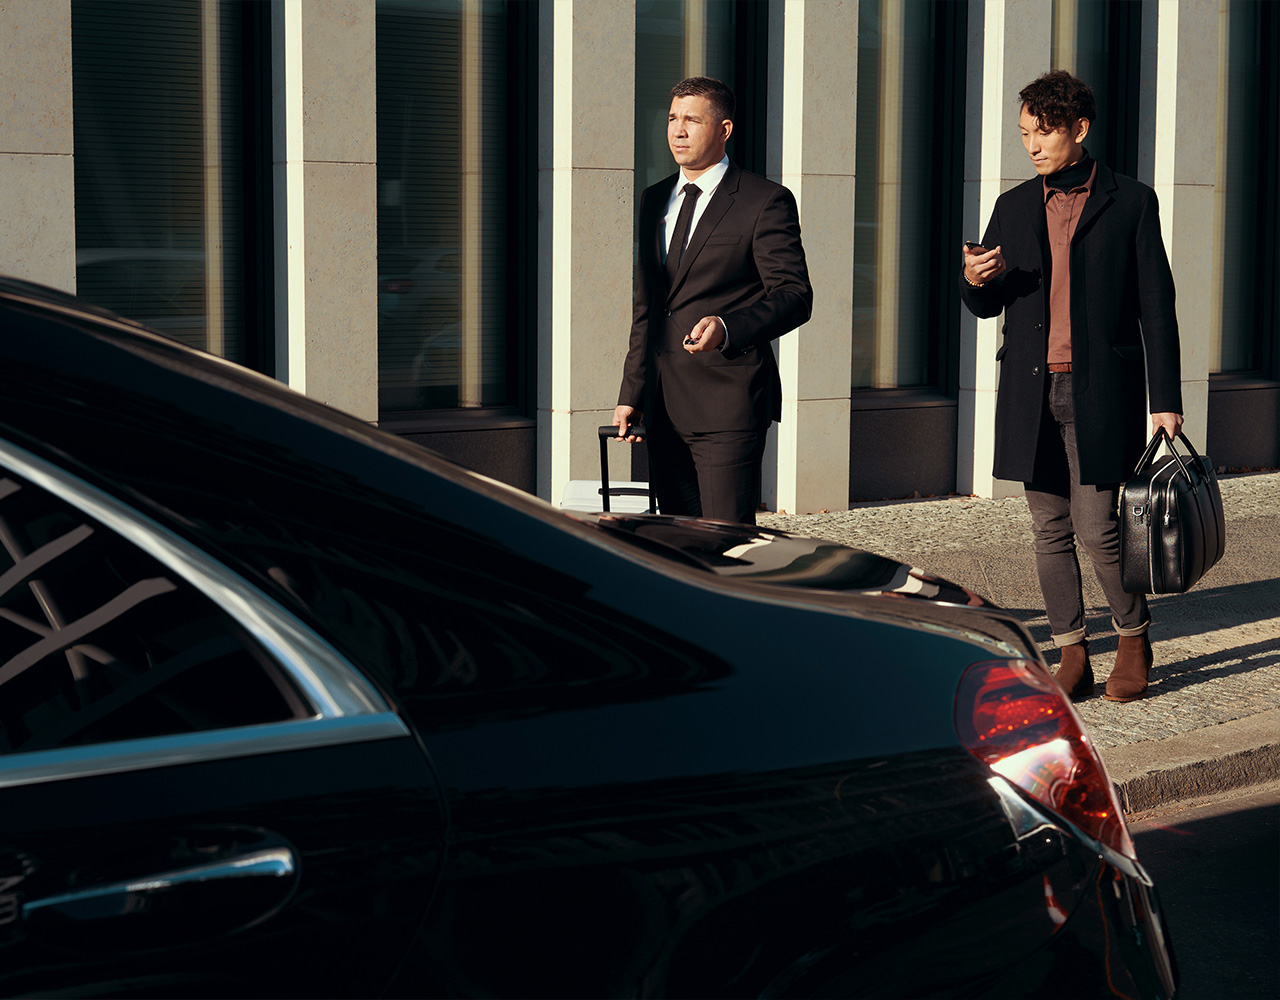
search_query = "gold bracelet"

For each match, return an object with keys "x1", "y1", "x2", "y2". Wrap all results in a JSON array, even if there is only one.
[{"x1": 964, "y1": 272, "x2": 985, "y2": 288}]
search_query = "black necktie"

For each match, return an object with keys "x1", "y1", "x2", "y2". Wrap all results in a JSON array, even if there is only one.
[{"x1": 666, "y1": 183, "x2": 701, "y2": 277}]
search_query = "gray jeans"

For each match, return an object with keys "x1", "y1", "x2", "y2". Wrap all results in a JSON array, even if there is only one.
[{"x1": 1024, "y1": 373, "x2": 1150, "y2": 646}]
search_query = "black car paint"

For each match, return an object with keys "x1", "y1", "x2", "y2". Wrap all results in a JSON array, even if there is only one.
[{"x1": 0, "y1": 279, "x2": 1175, "y2": 998}]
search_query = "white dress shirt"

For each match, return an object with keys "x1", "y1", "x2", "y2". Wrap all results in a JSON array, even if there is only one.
[{"x1": 661, "y1": 156, "x2": 730, "y2": 263}]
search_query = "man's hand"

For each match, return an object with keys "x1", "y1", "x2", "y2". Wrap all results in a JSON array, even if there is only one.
[
  {"x1": 1151, "y1": 411, "x2": 1183, "y2": 441},
  {"x1": 613, "y1": 404, "x2": 643, "y2": 442},
  {"x1": 683, "y1": 316, "x2": 726, "y2": 353},
  {"x1": 963, "y1": 243, "x2": 1006, "y2": 286}
]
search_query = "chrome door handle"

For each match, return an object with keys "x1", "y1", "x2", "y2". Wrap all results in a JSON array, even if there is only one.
[{"x1": 23, "y1": 846, "x2": 296, "y2": 922}]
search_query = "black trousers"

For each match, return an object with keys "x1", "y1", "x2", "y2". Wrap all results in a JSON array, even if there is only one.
[{"x1": 647, "y1": 386, "x2": 768, "y2": 525}]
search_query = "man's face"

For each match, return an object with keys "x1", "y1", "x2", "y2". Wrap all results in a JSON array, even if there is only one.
[
  {"x1": 668, "y1": 95, "x2": 732, "y2": 178},
  {"x1": 1019, "y1": 106, "x2": 1089, "y2": 176}
]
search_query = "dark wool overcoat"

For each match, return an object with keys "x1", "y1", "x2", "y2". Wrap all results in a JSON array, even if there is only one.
[{"x1": 960, "y1": 161, "x2": 1183, "y2": 486}]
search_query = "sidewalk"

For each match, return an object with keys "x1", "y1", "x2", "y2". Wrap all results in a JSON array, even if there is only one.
[{"x1": 759, "y1": 471, "x2": 1280, "y2": 815}]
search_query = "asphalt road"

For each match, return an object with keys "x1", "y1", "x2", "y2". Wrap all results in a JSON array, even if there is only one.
[{"x1": 1130, "y1": 782, "x2": 1280, "y2": 1000}]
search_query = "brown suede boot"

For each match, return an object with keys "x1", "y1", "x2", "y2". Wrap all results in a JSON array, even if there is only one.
[
  {"x1": 1053, "y1": 641, "x2": 1094, "y2": 700},
  {"x1": 1106, "y1": 634, "x2": 1153, "y2": 702}
]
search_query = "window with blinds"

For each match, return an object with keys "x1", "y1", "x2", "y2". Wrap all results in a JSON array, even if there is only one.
[
  {"x1": 376, "y1": 0, "x2": 513, "y2": 413},
  {"x1": 71, "y1": 0, "x2": 250, "y2": 366}
]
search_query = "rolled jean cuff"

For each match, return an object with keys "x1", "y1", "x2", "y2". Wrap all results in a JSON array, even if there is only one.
[
  {"x1": 1114, "y1": 618, "x2": 1151, "y2": 638},
  {"x1": 1051, "y1": 627, "x2": 1087, "y2": 648}
]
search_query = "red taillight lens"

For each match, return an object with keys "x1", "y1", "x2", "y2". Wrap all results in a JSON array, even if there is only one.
[{"x1": 955, "y1": 659, "x2": 1134, "y2": 859}]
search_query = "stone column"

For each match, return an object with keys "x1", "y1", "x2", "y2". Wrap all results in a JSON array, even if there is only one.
[
  {"x1": 765, "y1": 0, "x2": 856, "y2": 515},
  {"x1": 957, "y1": 0, "x2": 1052, "y2": 499},
  {"x1": 0, "y1": 1, "x2": 75, "y2": 292},
  {"x1": 272, "y1": 0, "x2": 378, "y2": 421},
  {"x1": 1139, "y1": 0, "x2": 1216, "y2": 444},
  {"x1": 537, "y1": 0, "x2": 636, "y2": 506}
]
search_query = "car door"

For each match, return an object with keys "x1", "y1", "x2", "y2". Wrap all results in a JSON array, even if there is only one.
[{"x1": 0, "y1": 438, "x2": 446, "y2": 998}]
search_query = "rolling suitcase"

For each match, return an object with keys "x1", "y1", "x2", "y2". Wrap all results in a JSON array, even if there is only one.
[
  {"x1": 560, "y1": 425, "x2": 657, "y2": 514},
  {"x1": 1118, "y1": 429, "x2": 1225, "y2": 594}
]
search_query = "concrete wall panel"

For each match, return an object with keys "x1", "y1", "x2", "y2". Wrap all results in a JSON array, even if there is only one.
[
  {"x1": 0, "y1": 1, "x2": 74, "y2": 292},
  {"x1": 0, "y1": 155, "x2": 76, "y2": 291},
  {"x1": 302, "y1": 161, "x2": 378, "y2": 419},
  {"x1": 302, "y1": 1, "x2": 377, "y2": 164}
]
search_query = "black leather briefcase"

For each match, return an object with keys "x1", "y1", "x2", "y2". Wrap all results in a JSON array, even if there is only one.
[{"x1": 1118, "y1": 430, "x2": 1226, "y2": 595}]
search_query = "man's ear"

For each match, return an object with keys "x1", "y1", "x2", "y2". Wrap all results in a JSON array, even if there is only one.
[
  {"x1": 1074, "y1": 117, "x2": 1091, "y2": 144},
  {"x1": 722, "y1": 119, "x2": 734, "y2": 144}
]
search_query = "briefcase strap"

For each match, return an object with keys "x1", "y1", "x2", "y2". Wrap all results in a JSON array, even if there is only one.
[{"x1": 1130, "y1": 428, "x2": 1209, "y2": 487}]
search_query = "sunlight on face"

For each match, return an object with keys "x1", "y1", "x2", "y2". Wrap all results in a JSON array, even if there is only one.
[{"x1": 1019, "y1": 106, "x2": 1090, "y2": 177}]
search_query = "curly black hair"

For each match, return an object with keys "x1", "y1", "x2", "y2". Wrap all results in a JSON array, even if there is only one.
[
  {"x1": 1018, "y1": 70, "x2": 1097, "y2": 132},
  {"x1": 671, "y1": 76, "x2": 736, "y2": 125}
]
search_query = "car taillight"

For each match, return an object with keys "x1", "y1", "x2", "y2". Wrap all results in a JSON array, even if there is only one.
[{"x1": 955, "y1": 659, "x2": 1134, "y2": 859}]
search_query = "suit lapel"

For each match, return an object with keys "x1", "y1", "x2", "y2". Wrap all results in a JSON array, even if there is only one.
[{"x1": 667, "y1": 165, "x2": 740, "y2": 299}]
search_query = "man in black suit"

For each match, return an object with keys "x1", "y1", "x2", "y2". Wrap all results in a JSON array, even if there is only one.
[
  {"x1": 613, "y1": 77, "x2": 812, "y2": 525},
  {"x1": 961, "y1": 71, "x2": 1183, "y2": 704}
]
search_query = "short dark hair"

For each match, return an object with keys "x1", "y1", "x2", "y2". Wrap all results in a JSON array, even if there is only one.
[
  {"x1": 1018, "y1": 70, "x2": 1097, "y2": 132},
  {"x1": 671, "y1": 76, "x2": 735, "y2": 125}
]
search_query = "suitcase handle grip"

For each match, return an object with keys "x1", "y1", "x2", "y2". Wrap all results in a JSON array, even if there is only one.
[{"x1": 599, "y1": 423, "x2": 646, "y2": 441}]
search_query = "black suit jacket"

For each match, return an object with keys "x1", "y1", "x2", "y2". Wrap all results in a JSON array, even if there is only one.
[
  {"x1": 960, "y1": 161, "x2": 1182, "y2": 485},
  {"x1": 618, "y1": 164, "x2": 812, "y2": 433}
]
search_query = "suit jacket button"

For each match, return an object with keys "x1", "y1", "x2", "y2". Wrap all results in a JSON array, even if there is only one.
[
  {"x1": 1032, "y1": 366, "x2": 1041, "y2": 376},
  {"x1": 1034, "y1": 323, "x2": 1043, "y2": 330},
  {"x1": 664, "y1": 309, "x2": 672, "y2": 317}
]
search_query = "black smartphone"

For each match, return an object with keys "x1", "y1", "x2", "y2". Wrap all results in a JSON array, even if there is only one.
[{"x1": 964, "y1": 240, "x2": 986, "y2": 252}]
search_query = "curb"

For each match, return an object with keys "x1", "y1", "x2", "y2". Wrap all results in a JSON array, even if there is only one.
[{"x1": 1099, "y1": 708, "x2": 1280, "y2": 815}]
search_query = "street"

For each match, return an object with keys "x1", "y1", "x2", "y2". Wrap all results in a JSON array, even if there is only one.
[{"x1": 1130, "y1": 781, "x2": 1280, "y2": 1000}]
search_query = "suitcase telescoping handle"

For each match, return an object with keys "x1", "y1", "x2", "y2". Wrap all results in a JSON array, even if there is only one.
[{"x1": 597, "y1": 424, "x2": 653, "y2": 514}]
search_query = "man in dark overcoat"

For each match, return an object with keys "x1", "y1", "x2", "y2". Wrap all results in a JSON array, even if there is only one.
[
  {"x1": 613, "y1": 77, "x2": 812, "y2": 525},
  {"x1": 961, "y1": 71, "x2": 1183, "y2": 703}
]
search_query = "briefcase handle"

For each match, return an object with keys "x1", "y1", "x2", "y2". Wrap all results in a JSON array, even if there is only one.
[{"x1": 1131, "y1": 428, "x2": 1208, "y2": 486}]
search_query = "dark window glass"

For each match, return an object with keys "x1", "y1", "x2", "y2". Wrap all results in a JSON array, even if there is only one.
[
  {"x1": 71, "y1": 0, "x2": 253, "y2": 364},
  {"x1": 0, "y1": 470, "x2": 307, "y2": 755},
  {"x1": 1211, "y1": 0, "x2": 1273, "y2": 375},
  {"x1": 853, "y1": 0, "x2": 964, "y2": 391},
  {"x1": 635, "y1": 1, "x2": 738, "y2": 201},
  {"x1": 377, "y1": 0, "x2": 514, "y2": 413}
]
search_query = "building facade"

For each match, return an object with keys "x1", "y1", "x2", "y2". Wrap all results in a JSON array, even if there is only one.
[{"x1": 2, "y1": 0, "x2": 1276, "y2": 511}]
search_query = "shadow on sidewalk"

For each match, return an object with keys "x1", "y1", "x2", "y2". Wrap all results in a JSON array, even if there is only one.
[{"x1": 993, "y1": 577, "x2": 1280, "y2": 650}]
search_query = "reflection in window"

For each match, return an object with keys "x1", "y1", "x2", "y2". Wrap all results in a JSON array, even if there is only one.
[
  {"x1": 635, "y1": 0, "x2": 737, "y2": 198},
  {"x1": 1211, "y1": 0, "x2": 1266, "y2": 374},
  {"x1": 852, "y1": 0, "x2": 939, "y2": 389},
  {"x1": 71, "y1": 0, "x2": 248, "y2": 364},
  {"x1": 1050, "y1": 0, "x2": 1136, "y2": 174},
  {"x1": 377, "y1": 0, "x2": 512, "y2": 413},
  {"x1": 0, "y1": 472, "x2": 307, "y2": 756}
]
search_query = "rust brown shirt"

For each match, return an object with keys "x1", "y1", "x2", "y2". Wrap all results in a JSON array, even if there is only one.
[{"x1": 1044, "y1": 160, "x2": 1098, "y2": 365}]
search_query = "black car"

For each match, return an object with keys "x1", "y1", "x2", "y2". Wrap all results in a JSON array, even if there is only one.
[{"x1": 0, "y1": 277, "x2": 1175, "y2": 999}]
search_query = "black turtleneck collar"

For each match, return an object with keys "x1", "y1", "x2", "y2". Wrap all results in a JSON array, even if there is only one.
[{"x1": 1045, "y1": 150, "x2": 1095, "y2": 192}]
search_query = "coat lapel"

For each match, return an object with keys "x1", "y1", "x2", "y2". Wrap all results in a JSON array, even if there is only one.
[{"x1": 1073, "y1": 161, "x2": 1117, "y2": 243}]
